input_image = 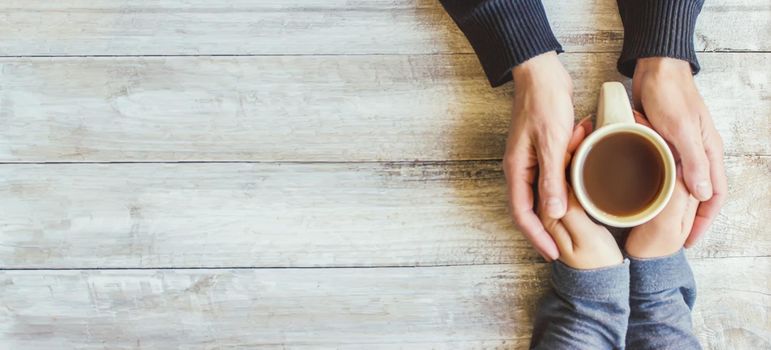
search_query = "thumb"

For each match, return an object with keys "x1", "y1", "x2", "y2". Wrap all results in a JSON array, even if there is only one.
[
  {"x1": 671, "y1": 131, "x2": 713, "y2": 201},
  {"x1": 536, "y1": 135, "x2": 569, "y2": 219}
]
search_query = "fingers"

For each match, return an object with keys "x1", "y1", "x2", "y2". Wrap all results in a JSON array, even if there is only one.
[
  {"x1": 686, "y1": 129, "x2": 728, "y2": 247},
  {"x1": 668, "y1": 122, "x2": 713, "y2": 202},
  {"x1": 656, "y1": 169, "x2": 692, "y2": 228},
  {"x1": 687, "y1": 200, "x2": 718, "y2": 248},
  {"x1": 642, "y1": 163, "x2": 693, "y2": 237},
  {"x1": 539, "y1": 213, "x2": 573, "y2": 256},
  {"x1": 560, "y1": 189, "x2": 605, "y2": 248},
  {"x1": 567, "y1": 117, "x2": 593, "y2": 154},
  {"x1": 680, "y1": 194, "x2": 700, "y2": 241},
  {"x1": 504, "y1": 144, "x2": 559, "y2": 261},
  {"x1": 535, "y1": 132, "x2": 570, "y2": 219},
  {"x1": 633, "y1": 111, "x2": 653, "y2": 127},
  {"x1": 515, "y1": 207, "x2": 560, "y2": 261}
]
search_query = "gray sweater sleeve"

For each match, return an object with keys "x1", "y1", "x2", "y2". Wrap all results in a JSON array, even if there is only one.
[
  {"x1": 530, "y1": 249, "x2": 700, "y2": 349},
  {"x1": 530, "y1": 260, "x2": 631, "y2": 349},
  {"x1": 626, "y1": 249, "x2": 701, "y2": 350}
]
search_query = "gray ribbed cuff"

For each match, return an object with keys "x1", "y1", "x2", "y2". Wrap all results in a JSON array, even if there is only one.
[
  {"x1": 616, "y1": 0, "x2": 704, "y2": 77},
  {"x1": 628, "y1": 249, "x2": 694, "y2": 294},
  {"x1": 551, "y1": 259, "x2": 630, "y2": 301},
  {"x1": 462, "y1": 0, "x2": 563, "y2": 87}
]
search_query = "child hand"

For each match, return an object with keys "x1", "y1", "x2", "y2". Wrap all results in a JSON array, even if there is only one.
[
  {"x1": 625, "y1": 170, "x2": 699, "y2": 258},
  {"x1": 540, "y1": 190, "x2": 624, "y2": 269},
  {"x1": 538, "y1": 118, "x2": 623, "y2": 270}
]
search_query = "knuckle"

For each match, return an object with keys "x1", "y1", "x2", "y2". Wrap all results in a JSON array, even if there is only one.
[
  {"x1": 539, "y1": 177, "x2": 558, "y2": 193},
  {"x1": 540, "y1": 174, "x2": 565, "y2": 192}
]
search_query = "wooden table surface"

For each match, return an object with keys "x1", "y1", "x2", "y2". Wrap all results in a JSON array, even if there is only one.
[{"x1": 0, "y1": 1, "x2": 769, "y2": 349}]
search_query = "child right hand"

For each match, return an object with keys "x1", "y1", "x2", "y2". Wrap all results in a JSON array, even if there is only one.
[
  {"x1": 625, "y1": 170, "x2": 699, "y2": 258},
  {"x1": 540, "y1": 190, "x2": 624, "y2": 269},
  {"x1": 537, "y1": 118, "x2": 624, "y2": 270}
]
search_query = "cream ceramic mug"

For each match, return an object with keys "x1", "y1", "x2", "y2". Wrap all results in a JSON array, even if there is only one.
[{"x1": 571, "y1": 82, "x2": 677, "y2": 227}]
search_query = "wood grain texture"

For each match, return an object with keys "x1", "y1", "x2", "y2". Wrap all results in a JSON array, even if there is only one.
[
  {"x1": 0, "y1": 0, "x2": 767, "y2": 56},
  {"x1": 1, "y1": 258, "x2": 768, "y2": 349},
  {"x1": 1, "y1": 1, "x2": 768, "y2": 347},
  {"x1": 1, "y1": 156, "x2": 767, "y2": 269},
  {"x1": 1, "y1": 53, "x2": 768, "y2": 162}
]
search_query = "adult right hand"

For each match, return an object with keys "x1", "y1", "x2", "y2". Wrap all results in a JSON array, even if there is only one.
[
  {"x1": 504, "y1": 52, "x2": 575, "y2": 261},
  {"x1": 632, "y1": 57, "x2": 727, "y2": 247}
]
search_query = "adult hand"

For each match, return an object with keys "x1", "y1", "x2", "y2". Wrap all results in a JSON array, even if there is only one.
[
  {"x1": 632, "y1": 57, "x2": 727, "y2": 247},
  {"x1": 504, "y1": 51, "x2": 574, "y2": 261}
]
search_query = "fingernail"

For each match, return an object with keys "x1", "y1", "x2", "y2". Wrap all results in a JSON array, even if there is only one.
[
  {"x1": 696, "y1": 181, "x2": 712, "y2": 200},
  {"x1": 546, "y1": 198, "x2": 564, "y2": 218}
]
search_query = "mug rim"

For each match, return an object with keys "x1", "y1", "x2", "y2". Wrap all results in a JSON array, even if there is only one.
[{"x1": 571, "y1": 123, "x2": 677, "y2": 227}]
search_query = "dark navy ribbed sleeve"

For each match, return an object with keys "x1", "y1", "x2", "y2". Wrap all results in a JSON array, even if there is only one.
[
  {"x1": 439, "y1": 0, "x2": 705, "y2": 85},
  {"x1": 616, "y1": 0, "x2": 705, "y2": 77},
  {"x1": 439, "y1": 0, "x2": 562, "y2": 87}
]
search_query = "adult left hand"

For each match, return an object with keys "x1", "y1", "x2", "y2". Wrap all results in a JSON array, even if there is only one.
[{"x1": 632, "y1": 57, "x2": 728, "y2": 247}]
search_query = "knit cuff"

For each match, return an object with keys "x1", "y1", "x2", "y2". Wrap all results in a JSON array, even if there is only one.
[
  {"x1": 458, "y1": 0, "x2": 563, "y2": 87},
  {"x1": 616, "y1": 0, "x2": 704, "y2": 78},
  {"x1": 551, "y1": 259, "x2": 630, "y2": 301},
  {"x1": 628, "y1": 249, "x2": 694, "y2": 294}
]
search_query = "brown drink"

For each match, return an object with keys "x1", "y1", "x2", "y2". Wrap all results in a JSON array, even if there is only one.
[
  {"x1": 571, "y1": 82, "x2": 676, "y2": 227},
  {"x1": 582, "y1": 132, "x2": 665, "y2": 216}
]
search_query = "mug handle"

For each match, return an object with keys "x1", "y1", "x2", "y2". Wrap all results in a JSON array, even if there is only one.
[{"x1": 596, "y1": 82, "x2": 634, "y2": 127}]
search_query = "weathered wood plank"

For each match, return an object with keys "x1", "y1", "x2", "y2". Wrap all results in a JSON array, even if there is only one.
[
  {"x1": 0, "y1": 53, "x2": 767, "y2": 162},
  {"x1": 0, "y1": 0, "x2": 766, "y2": 56},
  {"x1": 1, "y1": 156, "x2": 767, "y2": 269},
  {"x1": 0, "y1": 258, "x2": 768, "y2": 349}
]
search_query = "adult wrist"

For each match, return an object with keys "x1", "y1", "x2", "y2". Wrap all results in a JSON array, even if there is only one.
[
  {"x1": 634, "y1": 57, "x2": 693, "y2": 78},
  {"x1": 512, "y1": 51, "x2": 571, "y2": 89},
  {"x1": 513, "y1": 51, "x2": 560, "y2": 76}
]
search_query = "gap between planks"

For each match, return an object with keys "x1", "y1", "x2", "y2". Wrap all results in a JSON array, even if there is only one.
[
  {"x1": 0, "y1": 154, "x2": 768, "y2": 165},
  {"x1": 2, "y1": 156, "x2": 766, "y2": 268},
  {"x1": 1, "y1": 50, "x2": 770, "y2": 58},
  {"x1": 2, "y1": 254, "x2": 771, "y2": 272}
]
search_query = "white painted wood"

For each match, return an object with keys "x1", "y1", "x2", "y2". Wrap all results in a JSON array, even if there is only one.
[
  {"x1": 0, "y1": 258, "x2": 767, "y2": 349},
  {"x1": 0, "y1": 2, "x2": 767, "y2": 348},
  {"x1": 1, "y1": 156, "x2": 766, "y2": 268},
  {"x1": 0, "y1": 0, "x2": 766, "y2": 56},
  {"x1": 0, "y1": 53, "x2": 767, "y2": 162}
]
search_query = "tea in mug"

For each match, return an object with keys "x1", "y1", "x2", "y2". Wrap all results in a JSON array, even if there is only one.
[{"x1": 582, "y1": 132, "x2": 665, "y2": 216}]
